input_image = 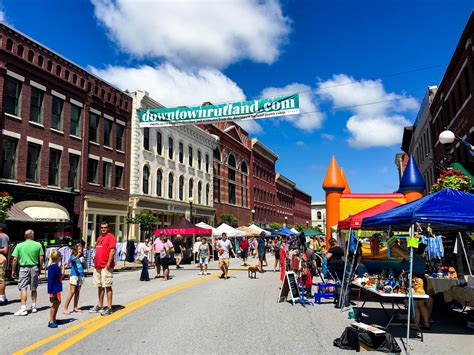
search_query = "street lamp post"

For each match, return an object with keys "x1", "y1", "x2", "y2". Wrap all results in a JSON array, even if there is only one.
[
  {"x1": 306, "y1": 220, "x2": 309, "y2": 228},
  {"x1": 188, "y1": 197, "x2": 194, "y2": 223},
  {"x1": 284, "y1": 216, "x2": 288, "y2": 228},
  {"x1": 439, "y1": 130, "x2": 456, "y2": 166},
  {"x1": 251, "y1": 209, "x2": 255, "y2": 224}
]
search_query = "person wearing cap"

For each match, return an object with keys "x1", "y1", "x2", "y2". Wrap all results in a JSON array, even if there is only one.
[
  {"x1": 0, "y1": 224, "x2": 9, "y2": 305},
  {"x1": 256, "y1": 231, "x2": 266, "y2": 273}
]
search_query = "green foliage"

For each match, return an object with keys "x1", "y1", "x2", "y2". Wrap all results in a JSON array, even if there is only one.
[
  {"x1": 431, "y1": 169, "x2": 473, "y2": 193},
  {"x1": 311, "y1": 225, "x2": 322, "y2": 232},
  {"x1": 220, "y1": 213, "x2": 238, "y2": 227},
  {"x1": 127, "y1": 211, "x2": 158, "y2": 238},
  {"x1": 0, "y1": 192, "x2": 13, "y2": 223},
  {"x1": 269, "y1": 222, "x2": 282, "y2": 230},
  {"x1": 294, "y1": 224, "x2": 305, "y2": 232}
]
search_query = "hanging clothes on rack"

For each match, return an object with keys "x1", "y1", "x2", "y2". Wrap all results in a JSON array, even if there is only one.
[{"x1": 126, "y1": 240, "x2": 136, "y2": 262}]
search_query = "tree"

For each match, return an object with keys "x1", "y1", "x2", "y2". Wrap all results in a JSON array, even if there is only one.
[
  {"x1": 127, "y1": 211, "x2": 158, "y2": 239},
  {"x1": 220, "y1": 213, "x2": 237, "y2": 227},
  {"x1": 294, "y1": 224, "x2": 305, "y2": 232},
  {"x1": 269, "y1": 222, "x2": 282, "y2": 230},
  {"x1": 0, "y1": 192, "x2": 13, "y2": 223},
  {"x1": 431, "y1": 169, "x2": 473, "y2": 193}
]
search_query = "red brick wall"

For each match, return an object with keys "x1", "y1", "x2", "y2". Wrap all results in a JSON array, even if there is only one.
[{"x1": 251, "y1": 149, "x2": 276, "y2": 225}]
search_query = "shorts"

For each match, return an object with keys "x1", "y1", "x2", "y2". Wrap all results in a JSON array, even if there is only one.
[
  {"x1": 218, "y1": 258, "x2": 229, "y2": 268},
  {"x1": 154, "y1": 254, "x2": 161, "y2": 265},
  {"x1": 49, "y1": 292, "x2": 61, "y2": 304},
  {"x1": 0, "y1": 261, "x2": 5, "y2": 282},
  {"x1": 240, "y1": 250, "x2": 248, "y2": 259},
  {"x1": 199, "y1": 257, "x2": 209, "y2": 265},
  {"x1": 160, "y1": 257, "x2": 170, "y2": 270},
  {"x1": 69, "y1": 275, "x2": 84, "y2": 286},
  {"x1": 93, "y1": 268, "x2": 113, "y2": 288},
  {"x1": 18, "y1": 266, "x2": 39, "y2": 291},
  {"x1": 175, "y1": 252, "x2": 183, "y2": 260},
  {"x1": 258, "y1": 252, "x2": 265, "y2": 262}
]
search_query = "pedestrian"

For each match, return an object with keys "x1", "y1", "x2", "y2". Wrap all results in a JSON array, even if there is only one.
[
  {"x1": 326, "y1": 238, "x2": 344, "y2": 281},
  {"x1": 256, "y1": 232, "x2": 266, "y2": 273},
  {"x1": 47, "y1": 250, "x2": 64, "y2": 328},
  {"x1": 153, "y1": 232, "x2": 165, "y2": 278},
  {"x1": 249, "y1": 238, "x2": 256, "y2": 258},
  {"x1": 198, "y1": 238, "x2": 210, "y2": 275},
  {"x1": 160, "y1": 235, "x2": 173, "y2": 281},
  {"x1": 0, "y1": 224, "x2": 9, "y2": 305},
  {"x1": 214, "y1": 237, "x2": 221, "y2": 260},
  {"x1": 173, "y1": 234, "x2": 184, "y2": 269},
  {"x1": 217, "y1": 233, "x2": 235, "y2": 279},
  {"x1": 272, "y1": 237, "x2": 281, "y2": 272},
  {"x1": 84, "y1": 241, "x2": 94, "y2": 272},
  {"x1": 139, "y1": 238, "x2": 151, "y2": 282},
  {"x1": 239, "y1": 236, "x2": 249, "y2": 266},
  {"x1": 11, "y1": 229, "x2": 44, "y2": 316},
  {"x1": 63, "y1": 243, "x2": 86, "y2": 314},
  {"x1": 89, "y1": 221, "x2": 116, "y2": 316},
  {"x1": 193, "y1": 237, "x2": 202, "y2": 265}
]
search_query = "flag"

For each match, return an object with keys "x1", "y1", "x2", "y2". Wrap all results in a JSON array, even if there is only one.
[{"x1": 455, "y1": 134, "x2": 474, "y2": 157}]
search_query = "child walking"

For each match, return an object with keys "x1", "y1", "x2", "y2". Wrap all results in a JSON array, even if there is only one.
[
  {"x1": 63, "y1": 243, "x2": 86, "y2": 314},
  {"x1": 47, "y1": 251, "x2": 64, "y2": 328}
]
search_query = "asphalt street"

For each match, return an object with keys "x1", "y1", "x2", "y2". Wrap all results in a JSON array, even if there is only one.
[{"x1": 2, "y1": 257, "x2": 473, "y2": 354}]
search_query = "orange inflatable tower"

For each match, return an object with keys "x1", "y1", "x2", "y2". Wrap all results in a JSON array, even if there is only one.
[{"x1": 322, "y1": 156, "x2": 345, "y2": 247}]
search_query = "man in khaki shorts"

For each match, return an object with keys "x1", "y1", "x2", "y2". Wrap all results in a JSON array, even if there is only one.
[
  {"x1": 89, "y1": 221, "x2": 116, "y2": 316},
  {"x1": 217, "y1": 233, "x2": 235, "y2": 279}
]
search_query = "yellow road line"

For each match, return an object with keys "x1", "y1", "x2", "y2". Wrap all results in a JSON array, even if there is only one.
[{"x1": 15, "y1": 263, "x2": 254, "y2": 355}]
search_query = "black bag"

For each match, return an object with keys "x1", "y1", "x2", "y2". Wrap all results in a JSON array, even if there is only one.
[{"x1": 334, "y1": 327, "x2": 401, "y2": 353}]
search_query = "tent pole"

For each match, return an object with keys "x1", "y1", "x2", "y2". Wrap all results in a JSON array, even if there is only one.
[
  {"x1": 339, "y1": 228, "x2": 352, "y2": 309},
  {"x1": 406, "y1": 224, "x2": 414, "y2": 354},
  {"x1": 342, "y1": 237, "x2": 361, "y2": 310},
  {"x1": 458, "y1": 232, "x2": 473, "y2": 276}
]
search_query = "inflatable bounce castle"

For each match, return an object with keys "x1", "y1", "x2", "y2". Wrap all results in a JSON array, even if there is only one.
[{"x1": 322, "y1": 155, "x2": 426, "y2": 243}]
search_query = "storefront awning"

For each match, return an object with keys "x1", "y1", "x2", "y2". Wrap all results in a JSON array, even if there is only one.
[
  {"x1": 7, "y1": 204, "x2": 35, "y2": 222},
  {"x1": 15, "y1": 201, "x2": 70, "y2": 222}
]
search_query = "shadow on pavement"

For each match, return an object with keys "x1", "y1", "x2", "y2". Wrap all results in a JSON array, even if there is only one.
[{"x1": 56, "y1": 318, "x2": 77, "y2": 325}]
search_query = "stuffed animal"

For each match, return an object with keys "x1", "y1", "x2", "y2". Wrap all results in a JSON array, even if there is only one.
[
  {"x1": 448, "y1": 267, "x2": 457, "y2": 279},
  {"x1": 412, "y1": 277, "x2": 425, "y2": 295}
]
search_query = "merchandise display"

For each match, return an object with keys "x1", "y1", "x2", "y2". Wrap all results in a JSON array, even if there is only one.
[{"x1": 354, "y1": 268, "x2": 425, "y2": 295}]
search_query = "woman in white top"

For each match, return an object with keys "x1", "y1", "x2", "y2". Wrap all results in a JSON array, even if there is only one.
[{"x1": 140, "y1": 239, "x2": 151, "y2": 282}]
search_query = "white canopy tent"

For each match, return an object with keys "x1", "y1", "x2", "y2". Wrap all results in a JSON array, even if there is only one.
[
  {"x1": 248, "y1": 224, "x2": 271, "y2": 236},
  {"x1": 214, "y1": 223, "x2": 245, "y2": 238},
  {"x1": 290, "y1": 227, "x2": 300, "y2": 234},
  {"x1": 195, "y1": 222, "x2": 217, "y2": 234}
]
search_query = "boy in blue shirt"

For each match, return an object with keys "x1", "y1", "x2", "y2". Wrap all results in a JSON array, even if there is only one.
[{"x1": 47, "y1": 251, "x2": 64, "y2": 328}]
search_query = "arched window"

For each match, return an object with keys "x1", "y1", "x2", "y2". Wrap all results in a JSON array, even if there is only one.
[
  {"x1": 143, "y1": 166, "x2": 150, "y2": 194},
  {"x1": 28, "y1": 50, "x2": 34, "y2": 62},
  {"x1": 168, "y1": 173, "x2": 174, "y2": 199},
  {"x1": 80, "y1": 78, "x2": 85, "y2": 88},
  {"x1": 206, "y1": 184, "x2": 210, "y2": 206},
  {"x1": 228, "y1": 154, "x2": 236, "y2": 204},
  {"x1": 65, "y1": 70, "x2": 70, "y2": 81},
  {"x1": 178, "y1": 142, "x2": 184, "y2": 163},
  {"x1": 317, "y1": 211, "x2": 322, "y2": 219},
  {"x1": 213, "y1": 147, "x2": 221, "y2": 161},
  {"x1": 241, "y1": 161, "x2": 248, "y2": 174},
  {"x1": 205, "y1": 154, "x2": 209, "y2": 173},
  {"x1": 198, "y1": 181, "x2": 202, "y2": 204},
  {"x1": 188, "y1": 146, "x2": 193, "y2": 166},
  {"x1": 6, "y1": 38, "x2": 13, "y2": 51},
  {"x1": 168, "y1": 137, "x2": 174, "y2": 160},
  {"x1": 156, "y1": 170, "x2": 162, "y2": 197},
  {"x1": 47, "y1": 60, "x2": 53, "y2": 72},
  {"x1": 189, "y1": 179, "x2": 194, "y2": 199},
  {"x1": 197, "y1": 150, "x2": 202, "y2": 170},
  {"x1": 17, "y1": 45, "x2": 24, "y2": 57},
  {"x1": 37, "y1": 55, "x2": 44, "y2": 67},
  {"x1": 72, "y1": 74, "x2": 77, "y2": 84},
  {"x1": 179, "y1": 176, "x2": 184, "y2": 201},
  {"x1": 56, "y1": 65, "x2": 61, "y2": 76}
]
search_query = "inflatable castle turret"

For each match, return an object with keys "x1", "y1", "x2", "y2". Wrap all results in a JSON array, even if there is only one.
[{"x1": 322, "y1": 154, "x2": 425, "y2": 246}]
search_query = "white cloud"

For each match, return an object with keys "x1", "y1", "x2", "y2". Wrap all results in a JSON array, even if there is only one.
[
  {"x1": 0, "y1": 10, "x2": 5, "y2": 23},
  {"x1": 91, "y1": 0, "x2": 290, "y2": 69},
  {"x1": 321, "y1": 133, "x2": 335, "y2": 141},
  {"x1": 296, "y1": 140, "x2": 305, "y2": 146},
  {"x1": 317, "y1": 74, "x2": 417, "y2": 149},
  {"x1": 237, "y1": 119, "x2": 263, "y2": 134},
  {"x1": 260, "y1": 83, "x2": 324, "y2": 131}
]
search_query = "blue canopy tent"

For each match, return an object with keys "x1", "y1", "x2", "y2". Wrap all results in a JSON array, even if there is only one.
[
  {"x1": 362, "y1": 188, "x2": 474, "y2": 350},
  {"x1": 279, "y1": 227, "x2": 297, "y2": 235}
]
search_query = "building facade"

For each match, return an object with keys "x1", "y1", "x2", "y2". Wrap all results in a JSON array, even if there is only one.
[
  {"x1": 293, "y1": 188, "x2": 311, "y2": 227},
  {"x1": 311, "y1": 201, "x2": 326, "y2": 230},
  {"x1": 275, "y1": 173, "x2": 295, "y2": 227},
  {"x1": 129, "y1": 91, "x2": 216, "y2": 238},
  {"x1": 250, "y1": 138, "x2": 278, "y2": 227},
  {"x1": 0, "y1": 24, "x2": 132, "y2": 243},
  {"x1": 200, "y1": 122, "x2": 251, "y2": 226}
]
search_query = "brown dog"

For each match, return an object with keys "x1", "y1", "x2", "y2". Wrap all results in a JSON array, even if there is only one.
[{"x1": 248, "y1": 266, "x2": 258, "y2": 279}]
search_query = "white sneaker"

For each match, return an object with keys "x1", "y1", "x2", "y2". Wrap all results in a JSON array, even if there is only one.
[
  {"x1": 14, "y1": 309, "x2": 28, "y2": 316},
  {"x1": 30, "y1": 306, "x2": 38, "y2": 313}
]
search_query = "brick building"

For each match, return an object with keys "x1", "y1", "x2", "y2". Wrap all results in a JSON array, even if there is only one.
[
  {"x1": 200, "y1": 122, "x2": 251, "y2": 226},
  {"x1": 250, "y1": 138, "x2": 278, "y2": 227},
  {"x1": 275, "y1": 173, "x2": 295, "y2": 227},
  {"x1": 0, "y1": 24, "x2": 132, "y2": 242},
  {"x1": 293, "y1": 188, "x2": 311, "y2": 227}
]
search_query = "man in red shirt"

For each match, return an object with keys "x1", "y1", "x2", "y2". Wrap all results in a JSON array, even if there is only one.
[
  {"x1": 89, "y1": 221, "x2": 116, "y2": 316},
  {"x1": 239, "y1": 237, "x2": 250, "y2": 266}
]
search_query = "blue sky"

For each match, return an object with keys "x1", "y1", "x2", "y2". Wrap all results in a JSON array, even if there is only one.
[{"x1": 2, "y1": 0, "x2": 472, "y2": 200}]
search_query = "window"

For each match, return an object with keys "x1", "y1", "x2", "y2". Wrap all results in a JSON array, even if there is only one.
[
  {"x1": 198, "y1": 181, "x2": 202, "y2": 204},
  {"x1": 29, "y1": 87, "x2": 44, "y2": 124},
  {"x1": 464, "y1": 66, "x2": 471, "y2": 98},
  {"x1": 116, "y1": 124, "x2": 124, "y2": 150},
  {"x1": 205, "y1": 154, "x2": 209, "y2": 173},
  {"x1": 179, "y1": 142, "x2": 184, "y2": 163},
  {"x1": 142, "y1": 165, "x2": 150, "y2": 194},
  {"x1": 189, "y1": 146, "x2": 193, "y2": 166},
  {"x1": 102, "y1": 161, "x2": 112, "y2": 188},
  {"x1": 198, "y1": 150, "x2": 202, "y2": 170},
  {"x1": 68, "y1": 154, "x2": 80, "y2": 189},
  {"x1": 38, "y1": 56, "x2": 44, "y2": 67},
  {"x1": 156, "y1": 132, "x2": 162, "y2": 155},
  {"x1": 168, "y1": 137, "x2": 174, "y2": 159},
  {"x1": 48, "y1": 149, "x2": 61, "y2": 186},
  {"x1": 317, "y1": 211, "x2": 322, "y2": 219},
  {"x1": 26, "y1": 143, "x2": 41, "y2": 183},
  {"x1": 87, "y1": 158, "x2": 98, "y2": 183},
  {"x1": 217, "y1": 165, "x2": 221, "y2": 202},
  {"x1": 51, "y1": 96, "x2": 63, "y2": 131},
  {"x1": 89, "y1": 113, "x2": 99, "y2": 143},
  {"x1": 5, "y1": 77, "x2": 22, "y2": 116},
  {"x1": 168, "y1": 173, "x2": 174, "y2": 198},
  {"x1": 143, "y1": 128, "x2": 150, "y2": 150},
  {"x1": 103, "y1": 119, "x2": 112, "y2": 147},
  {"x1": 179, "y1": 176, "x2": 184, "y2": 201},
  {"x1": 156, "y1": 170, "x2": 162, "y2": 196},
  {"x1": 189, "y1": 179, "x2": 193, "y2": 199},
  {"x1": 206, "y1": 184, "x2": 210, "y2": 206},
  {"x1": 115, "y1": 165, "x2": 124, "y2": 188},
  {"x1": 228, "y1": 154, "x2": 236, "y2": 204},
  {"x1": 1, "y1": 136, "x2": 18, "y2": 179},
  {"x1": 213, "y1": 147, "x2": 220, "y2": 161},
  {"x1": 70, "y1": 104, "x2": 82, "y2": 136}
]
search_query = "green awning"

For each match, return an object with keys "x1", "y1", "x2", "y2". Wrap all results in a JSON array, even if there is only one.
[{"x1": 302, "y1": 228, "x2": 323, "y2": 236}]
